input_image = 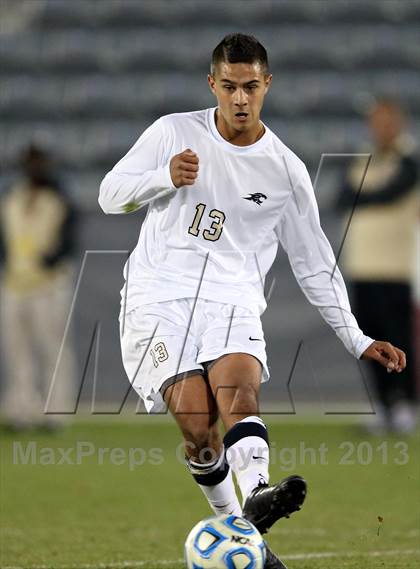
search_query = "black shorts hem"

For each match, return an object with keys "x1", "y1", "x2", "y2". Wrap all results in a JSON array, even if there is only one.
[{"x1": 159, "y1": 368, "x2": 205, "y2": 399}]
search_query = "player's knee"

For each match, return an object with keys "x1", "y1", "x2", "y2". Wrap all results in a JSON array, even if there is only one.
[
  {"x1": 183, "y1": 423, "x2": 220, "y2": 462},
  {"x1": 223, "y1": 383, "x2": 259, "y2": 416}
]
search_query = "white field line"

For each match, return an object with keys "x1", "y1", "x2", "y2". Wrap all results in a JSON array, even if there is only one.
[
  {"x1": 284, "y1": 548, "x2": 419, "y2": 560},
  {"x1": 2, "y1": 547, "x2": 419, "y2": 569}
]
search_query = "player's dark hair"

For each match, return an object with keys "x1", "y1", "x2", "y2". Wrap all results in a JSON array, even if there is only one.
[{"x1": 211, "y1": 33, "x2": 269, "y2": 75}]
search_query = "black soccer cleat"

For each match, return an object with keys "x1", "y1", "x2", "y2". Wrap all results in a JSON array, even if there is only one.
[
  {"x1": 264, "y1": 542, "x2": 289, "y2": 569},
  {"x1": 242, "y1": 474, "x2": 307, "y2": 534}
]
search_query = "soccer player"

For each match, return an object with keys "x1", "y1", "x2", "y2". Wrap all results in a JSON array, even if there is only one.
[{"x1": 99, "y1": 34, "x2": 406, "y2": 568}]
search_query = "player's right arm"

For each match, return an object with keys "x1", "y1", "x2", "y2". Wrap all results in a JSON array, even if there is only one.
[{"x1": 98, "y1": 117, "x2": 198, "y2": 214}]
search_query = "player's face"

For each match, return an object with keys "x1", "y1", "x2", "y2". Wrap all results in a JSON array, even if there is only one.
[
  {"x1": 368, "y1": 103, "x2": 403, "y2": 149},
  {"x1": 208, "y1": 61, "x2": 272, "y2": 132}
]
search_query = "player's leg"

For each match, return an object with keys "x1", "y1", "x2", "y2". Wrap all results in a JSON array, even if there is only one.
[
  {"x1": 162, "y1": 372, "x2": 222, "y2": 461},
  {"x1": 207, "y1": 352, "x2": 304, "y2": 568},
  {"x1": 198, "y1": 301, "x2": 306, "y2": 535},
  {"x1": 0, "y1": 288, "x2": 42, "y2": 429},
  {"x1": 162, "y1": 374, "x2": 242, "y2": 516},
  {"x1": 33, "y1": 277, "x2": 75, "y2": 428},
  {"x1": 120, "y1": 299, "x2": 242, "y2": 516},
  {"x1": 121, "y1": 302, "x2": 242, "y2": 517},
  {"x1": 206, "y1": 352, "x2": 268, "y2": 496},
  {"x1": 381, "y1": 282, "x2": 417, "y2": 433},
  {"x1": 352, "y1": 281, "x2": 393, "y2": 430},
  {"x1": 207, "y1": 353, "x2": 305, "y2": 524},
  {"x1": 206, "y1": 352, "x2": 262, "y2": 430}
]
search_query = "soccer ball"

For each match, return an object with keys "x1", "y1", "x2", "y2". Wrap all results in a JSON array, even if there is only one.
[{"x1": 184, "y1": 514, "x2": 266, "y2": 568}]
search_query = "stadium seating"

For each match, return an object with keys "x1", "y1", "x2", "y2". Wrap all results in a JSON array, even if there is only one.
[{"x1": 0, "y1": 0, "x2": 419, "y2": 205}]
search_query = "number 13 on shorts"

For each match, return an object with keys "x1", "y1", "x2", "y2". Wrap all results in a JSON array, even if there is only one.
[{"x1": 150, "y1": 341, "x2": 169, "y2": 367}]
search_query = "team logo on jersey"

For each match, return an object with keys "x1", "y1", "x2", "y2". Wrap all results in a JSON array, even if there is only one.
[{"x1": 242, "y1": 192, "x2": 267, "y2": 205}]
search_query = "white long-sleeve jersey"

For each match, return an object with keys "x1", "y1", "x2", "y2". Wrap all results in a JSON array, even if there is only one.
[{"x1": 99, "y1": 107, "x2": 374, "y2": 359}]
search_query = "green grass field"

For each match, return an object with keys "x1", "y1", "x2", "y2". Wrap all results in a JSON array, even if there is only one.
[{"x1": 1, "y1": 418, "x2": 419, "y2": 568}]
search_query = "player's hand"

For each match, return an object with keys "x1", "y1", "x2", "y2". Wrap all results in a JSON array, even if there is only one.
[
  {"x1": 361, "y1": 340, "x2": 406, "y2": 373},
  {"x1": 170, "y1": 148, "x2": 199, "y2": 188}
]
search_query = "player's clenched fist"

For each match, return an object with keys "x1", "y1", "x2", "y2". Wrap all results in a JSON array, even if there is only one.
[{"x1": 170, "y1": 149, "x2": 199, "y2": 188}]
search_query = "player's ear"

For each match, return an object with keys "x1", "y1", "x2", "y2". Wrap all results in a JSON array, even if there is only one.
[
  {"x1": 264, "y1": 74, "x2": 273, "y2": 94},
  {"x1": 207, "y1": 74, "x2": 217, "y2": 95},
  {"x1": 207, "y1": 73, "x2": 216, "y2": 95}
]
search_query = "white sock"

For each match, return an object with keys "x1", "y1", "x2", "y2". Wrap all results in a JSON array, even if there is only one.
[
  {"x1": 187, "y1": 452, "x2": 242, "y2": 516},
  {"x1": 224, "y1": 416, "x2": 270, "y2": 505}
]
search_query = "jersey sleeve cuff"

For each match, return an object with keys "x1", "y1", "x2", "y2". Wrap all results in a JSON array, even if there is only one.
[
  {"x1": 355, "y1": 336, "x2": 375, "y2": 360},
  {"x1": 160, "y1": 162, "x2": 177, "y2": 191},
  {"x1": 336, "y1": 327, "x2": 375, "y2": 360}
]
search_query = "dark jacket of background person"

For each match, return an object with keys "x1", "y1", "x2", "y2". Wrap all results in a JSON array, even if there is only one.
[{"x1": 336, "y1": 135, "x2": 418, "y2": 284}]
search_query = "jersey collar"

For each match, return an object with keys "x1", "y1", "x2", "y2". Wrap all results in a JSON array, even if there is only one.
[{"x1": 207, "y1": 107, "x2": 271, "y2": 154}]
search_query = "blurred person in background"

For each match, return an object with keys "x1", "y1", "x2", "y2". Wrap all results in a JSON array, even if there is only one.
[
  {"x1": 0, "y1": 144, "x2": 77, "y2": 432},
  {"x1": 337, "y1": 98, "x2": 419, "y2": 434}
]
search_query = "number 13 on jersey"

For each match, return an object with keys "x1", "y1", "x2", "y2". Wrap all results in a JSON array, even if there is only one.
[{"x1": 188, "y1": 203, "x2": 226, "y2": 242}]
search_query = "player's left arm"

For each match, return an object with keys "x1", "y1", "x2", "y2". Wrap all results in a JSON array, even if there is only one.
[{"x1": 275, "y1": 163, "x2": 406, "y2": 372}]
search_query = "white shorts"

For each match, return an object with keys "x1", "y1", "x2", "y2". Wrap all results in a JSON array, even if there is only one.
[{"x1": 120, "y1": 297, "x2": 269, "y2": 413}]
